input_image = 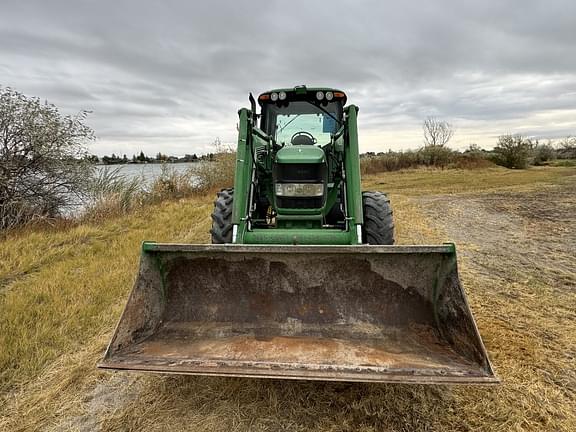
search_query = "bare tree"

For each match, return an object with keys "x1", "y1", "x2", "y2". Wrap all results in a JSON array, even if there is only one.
[
  {"x1": 423, "y1": 116, "x2": 454, "y2": 147},
  {"x1": 0, "y1": 87, "x2": 95, "y2": 230},
  {"x1": 558, "y1": 136, "x2": 576, "y2": 159}
]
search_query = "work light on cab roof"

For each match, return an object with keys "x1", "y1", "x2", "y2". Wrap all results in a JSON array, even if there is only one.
[{"x1": 258, "y1": 85, "x2": 347, "y2": 106}]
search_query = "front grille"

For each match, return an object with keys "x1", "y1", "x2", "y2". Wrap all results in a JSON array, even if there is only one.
[
  {"x1": 276, "y1": 197, "x2": 323, "y2": 209},
  {"x1": 275, "y1": 163, "x2": 323, "y2": 182},
  {"x1": 274, "y1": 162, "x2": 326, "y2": 209}
]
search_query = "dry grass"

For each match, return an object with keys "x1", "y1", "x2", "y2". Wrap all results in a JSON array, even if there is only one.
[
  {"x1": 0, "y1": 197, "x2": 213, "y2": 394},
  {"x1": 1, "y1": 165, "x2": 575, "y2": 431},
  {"x1": 363, "y1": 165, "x2": 575, "y2": 196},
  {"x1": 83, "y1": 154, "x2": 236, "y2": 223},
  {"x1": 193, "y1": 151, "x2": 236, "y2": 192},
  {"x1": 360, "y1": 148, "x2": 493, "y2": 174}
]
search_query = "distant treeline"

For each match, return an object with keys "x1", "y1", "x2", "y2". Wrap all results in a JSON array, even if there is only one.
[
  {"x1": 360, "y1": 135, "x2": 576, "y2": 174},
  {"x1": 88, "y1": 151, "x2": 219, "y2": 165}
]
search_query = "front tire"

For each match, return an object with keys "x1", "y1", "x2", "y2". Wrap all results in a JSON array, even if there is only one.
[
  {"x1": 361, "y1": 191, "x2": 394, "y2": 245},
  {"x1": 210, "y1": 188, "x2": 234, "y2": 244}
]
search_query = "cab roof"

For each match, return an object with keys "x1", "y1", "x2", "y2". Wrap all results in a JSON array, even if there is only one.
[{"x1": 258, "y1": 85, "x2": 347, "y2": 105}]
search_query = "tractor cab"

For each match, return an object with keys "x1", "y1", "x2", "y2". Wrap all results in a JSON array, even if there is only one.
[
  {"x1": 251, "y1": 87, "x2": 349, "y2": 224},
  {"x1": 258, "y1": 86, "x2": 347, "y2": 147}
]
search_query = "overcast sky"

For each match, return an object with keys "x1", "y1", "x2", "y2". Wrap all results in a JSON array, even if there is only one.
[{"x1": 1, "y1": 0, "x2": 575, "y2": 156}]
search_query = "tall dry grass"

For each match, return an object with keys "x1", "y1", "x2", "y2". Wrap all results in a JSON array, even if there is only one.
[
  {"x1": 192, "y1": 151, "x2": 236, "y2": 192},
  {"x1": 82, "y1": 152, "x2": 236, "y2": 222},
  {"x1": 360, "y1": 147, "x2": 493, "y2": 175},
  {"x1": 82, "y1": 167, "x2": 144, "y2": 220}
]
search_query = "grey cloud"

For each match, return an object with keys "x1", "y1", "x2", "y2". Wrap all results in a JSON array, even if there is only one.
[{"x1": 1, "y1": 0, "x2": 576, "y2": 154}]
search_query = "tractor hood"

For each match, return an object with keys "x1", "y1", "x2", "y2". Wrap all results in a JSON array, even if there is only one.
[{"x1": 275, "y1": 145, "x2": 326, "y2": 164}]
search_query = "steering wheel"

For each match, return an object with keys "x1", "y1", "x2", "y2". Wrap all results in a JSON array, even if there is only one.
[{"x1": 290, "y1": 131, "x2": 317, "y2": 146}]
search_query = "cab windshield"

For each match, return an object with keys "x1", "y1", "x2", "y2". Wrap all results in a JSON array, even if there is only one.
[{"x1": 262, "y1": 101, "x2": 342, "y2": 146}]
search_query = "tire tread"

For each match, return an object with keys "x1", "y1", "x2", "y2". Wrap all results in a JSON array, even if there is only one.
[
  {"x1": 361, "y1": 191, "x2": 395, "y2": 245},
  {"x1": 210, "y1": 188, "x2": 234, "y2": 244}
]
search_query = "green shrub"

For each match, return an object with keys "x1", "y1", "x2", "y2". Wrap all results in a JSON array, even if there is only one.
[
  {"x1": 362, "y1": 147, "x2": 458, "y2": 174},
  {"x1": 492, "y1": 134, "x2": 533, "y2": 169},
  {"x1": 533, "y1": 142, "x2": 556, "y2": 166},
  {"x1": 0, "y1": 87, "x2": 94, "y2": 230},
  {"x1": 418, "y1": 145, "x2": 455, "y2": 168},
  {"x1": 454, "y1": 153, "x2": 495, "y2": 169},
  {"x1": 360, "y1": 150, "x2": 420, "y2": 174}
]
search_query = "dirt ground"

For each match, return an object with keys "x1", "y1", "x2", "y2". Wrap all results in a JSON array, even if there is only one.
[
  {"x1": 418, "y1": 183, "x2": 576, "y2": 292},
  {"x1": 1, "y1": 170, "x2": 574, "y2": 431},
  {"x1": 413, "y1": 181, "x2": 576, "y2": 431}
]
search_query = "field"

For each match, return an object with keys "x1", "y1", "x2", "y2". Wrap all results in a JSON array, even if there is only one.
[{"x1": 1, "y1": 166, "x2": 575, "y2": 431}]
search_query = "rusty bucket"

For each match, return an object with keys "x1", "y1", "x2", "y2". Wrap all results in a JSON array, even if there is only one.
[{"x1": 99, "y1": 244, "x2": 497, "y2": 384}]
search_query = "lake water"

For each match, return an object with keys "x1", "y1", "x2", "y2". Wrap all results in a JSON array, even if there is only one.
[{"x1": 95, "y1": 162, "x2": 202, "y2": 185}]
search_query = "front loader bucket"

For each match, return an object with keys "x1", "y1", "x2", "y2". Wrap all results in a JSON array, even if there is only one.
[{"x1": 99, "y1": 244, "x2": 497, "y2": 384}]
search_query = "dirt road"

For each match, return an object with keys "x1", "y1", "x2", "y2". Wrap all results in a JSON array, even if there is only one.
[{"x1": 419, "y1": 183, "x2": 575, "y2": 291}]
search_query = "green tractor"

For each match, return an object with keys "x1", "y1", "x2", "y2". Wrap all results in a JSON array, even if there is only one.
[
  {"x1": 99, "y1": 86, "x2": 497, "y2": 384},
  {"x1": 210, "y1": 86, "x2": 393, "y2": 247}
]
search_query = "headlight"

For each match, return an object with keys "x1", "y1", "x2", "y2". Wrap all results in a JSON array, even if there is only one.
[
  {"x1": 325, "y1": 91, "x2": 334, "y2": 101},
  {"x1": 279, "y1": 91, "x2": 287, "y2": 100},
  {"x1": 315, "y1": 91, "x2": 324, "y2": 100},
  {"x1": 275, "y1": 183, "x2": 324, "y2": 197},
  {"x1": 270, "y1": 92, "x2": 279, "y2": 101}
]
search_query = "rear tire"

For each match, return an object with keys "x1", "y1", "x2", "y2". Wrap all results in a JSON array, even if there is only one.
[
  {"x1": 210, "y1": 188, "x2": 234, "y2": 244},
  {"x1": 362, "y1": 191, "x2": 394, "y2": 245}
]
